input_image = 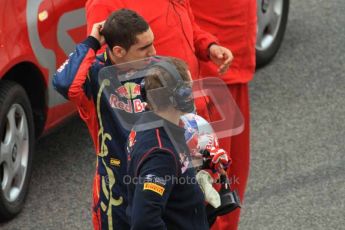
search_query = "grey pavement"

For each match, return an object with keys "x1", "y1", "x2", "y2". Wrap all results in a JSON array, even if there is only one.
[{"x1": 240, "y1": 0, "x2": 345, "y2": 229}]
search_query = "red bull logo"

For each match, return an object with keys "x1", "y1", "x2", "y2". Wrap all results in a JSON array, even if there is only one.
[
  {"x1": 116, "y1": 82, "x2": 141, "y2": 99},
  {"x1": 128, "y1": 130, "x2": 137, "y2": 150},
  {"x1": 116, "y1": 86, "x2": 129, "y2": 98},
  {"x1": 132, "y1": 84, "x2": 141, "y2": 97},
  {"x1": 111, "y1": 82, "x2": 144, "y2": 113},
  {"x1": 109, "y1": 94, "x2": 132, "y2": 113},
  {"x1": 109, "y1": 95, "x2": 145, "y2": 113},
  {"x1": 133, "y1": 99, "x2": 145, "y2": 113}
]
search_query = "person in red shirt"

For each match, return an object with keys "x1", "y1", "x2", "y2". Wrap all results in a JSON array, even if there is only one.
[
  {"x1": 85, "y1": 0, "x2": 233, "y2": 121},
  {"x1": 190, "y1": 0, "x2": 257, "y2": 229}
]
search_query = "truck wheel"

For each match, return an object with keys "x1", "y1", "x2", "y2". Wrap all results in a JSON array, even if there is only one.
[
  {"x1": 0, "y1": 81, "x2": 35, "y2": 222},
  {"x1": 256, "y1": 0, "x2": 289, "y2": 68}
]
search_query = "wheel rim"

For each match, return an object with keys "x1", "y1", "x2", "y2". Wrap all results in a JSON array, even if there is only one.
[
  {"x1": 0, "y1": 104, "x2": 29, "y2": 202},
  {"x1": 256, "y1": 0, "x2": 284, "y2": 51}
]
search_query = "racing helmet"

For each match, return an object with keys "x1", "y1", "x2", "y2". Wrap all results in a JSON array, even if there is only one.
[{"x1": 180, "y1": 113, "x2": 219, "y2": 156}]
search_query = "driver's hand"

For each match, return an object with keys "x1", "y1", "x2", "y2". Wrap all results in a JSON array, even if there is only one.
[{"x1": 90, "y1": 21, "x2": 105, "y2": 46}]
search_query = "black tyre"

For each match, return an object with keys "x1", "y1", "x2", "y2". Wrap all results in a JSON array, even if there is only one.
[
  {"x1": 256, "y1": 0, "x2": 289, "y2": 68},
  {"x1": 0, "y1": 81, "x2": 35, "y2": 222}
]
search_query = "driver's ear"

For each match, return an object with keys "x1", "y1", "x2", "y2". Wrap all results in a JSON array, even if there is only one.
[{"x1": 112, "y1": 46, "x2": 126, "y2": 58}]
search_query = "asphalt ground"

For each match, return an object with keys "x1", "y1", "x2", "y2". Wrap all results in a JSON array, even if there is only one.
[
  {"x1": 1, "y1": 0, "x2": 344, "y2": 229},
  {"x1": 240, "y1": 0, "x2": 345, "y2": 229}
]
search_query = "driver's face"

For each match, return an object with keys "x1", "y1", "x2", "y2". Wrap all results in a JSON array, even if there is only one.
[{"x1": 123, "y1": 28, "x2": 156, "y2": 62}]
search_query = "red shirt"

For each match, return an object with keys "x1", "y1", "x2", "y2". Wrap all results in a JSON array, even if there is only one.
[
  {"x1": 190, "y1": 0, "x2": 257, "y2": 84},
  {"x1": 85, "y1": 0, "x2": 218, "y2": 79}
]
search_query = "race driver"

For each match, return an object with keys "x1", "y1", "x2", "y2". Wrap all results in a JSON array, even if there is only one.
[{"x1": 53, "y1": 9, "x2": 157, "y2": 230}]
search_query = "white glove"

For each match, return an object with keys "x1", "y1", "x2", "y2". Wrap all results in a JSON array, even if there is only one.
[{"x1": 196, "y1": 170, "x2": 221, "y2": 208}]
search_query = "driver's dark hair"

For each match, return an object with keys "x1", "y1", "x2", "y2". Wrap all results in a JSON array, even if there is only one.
[{"x1": 102, "y1": 9, "x2": 149, "y2": 51}]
